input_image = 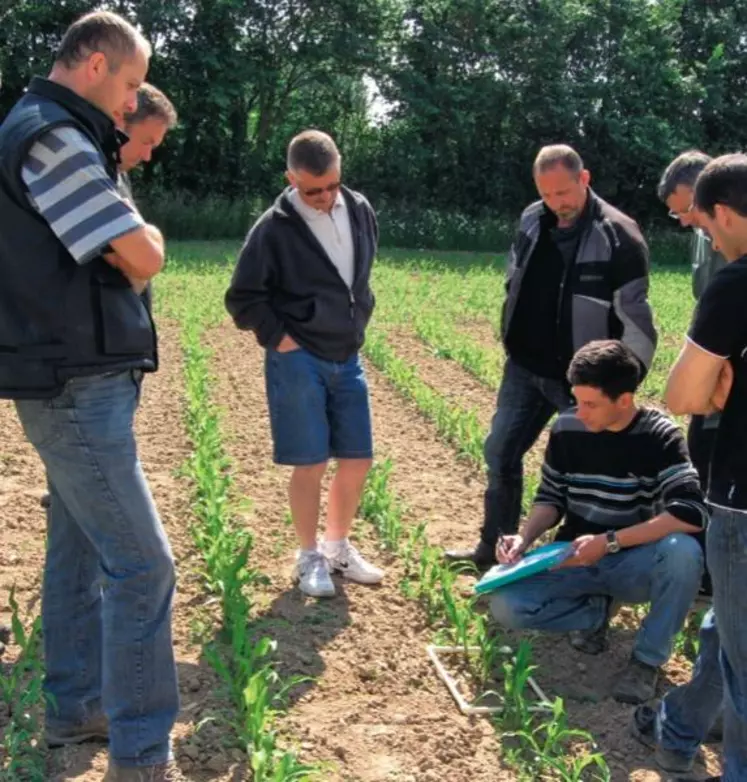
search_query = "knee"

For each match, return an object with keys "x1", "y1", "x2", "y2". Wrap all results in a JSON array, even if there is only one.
[
  {"x1": 152, "y1": 548, "x2": 176, "y2": 592},
  {"x1": 337, "y1": 458, "x2": 373, "y2": 477},
  {"x1": 484, "y1": 435, "x2": 521, "y2": 480},
  {"x1": 655, "y1": 533, "x2": 704, "y2": 584},
  {"x1": 489, "y1": 589, "x2": 525, "y2": 629},
  {"x1": 292, "y1": 462, "x2": 328, "y2": 482}
]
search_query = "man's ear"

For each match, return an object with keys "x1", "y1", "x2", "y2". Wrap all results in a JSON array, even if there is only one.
[
  {"x1": 619, "y1": 391, "x2": 635, "y2": 410},
  {"x1": 580, "y1": 169, "x2": 591, "y2": 188},
  {"x1": 286, "y1": 170, "x2": 295, "y2": 188}
]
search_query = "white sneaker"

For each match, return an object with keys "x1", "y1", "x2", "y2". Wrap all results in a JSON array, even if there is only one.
[
  {"x1": 293, "y1": 550, "x2": 335, "y2": 598},
  {"x1": 322, "y1": 539, "x2": 384, "y2": 585}
]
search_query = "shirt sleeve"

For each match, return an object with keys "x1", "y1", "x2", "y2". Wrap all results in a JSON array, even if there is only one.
[
  {"x1": 688, "y1": 263, "x2": 747, "y2": 359},
  {"x1": 21, "y1": 126, "x2": 144, "y2": 265},
  {"x1": 655, "y1": 423, "x2": 708, "y2": 529},
  {"x1": 534, "y1": 426, "x2": 568, "y2": 520}
]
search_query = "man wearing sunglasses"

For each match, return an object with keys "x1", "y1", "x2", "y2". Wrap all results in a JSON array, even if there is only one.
[{"x1": 226, "y1": 130, "x2": 382, "y2": 598}]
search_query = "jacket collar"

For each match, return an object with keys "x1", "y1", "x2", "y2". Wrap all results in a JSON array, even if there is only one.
[{"x1": 540, "y1": 187, "x2": 599, "y2": 230}]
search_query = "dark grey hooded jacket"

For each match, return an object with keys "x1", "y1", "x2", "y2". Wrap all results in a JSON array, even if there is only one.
[{"x1": 501, "y1": 189, "x2": 657, "y2": 374}]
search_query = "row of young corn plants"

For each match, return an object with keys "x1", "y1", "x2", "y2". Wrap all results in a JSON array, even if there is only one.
[
  {"x1": 363, "y1": 329, "x2": 541, "y2": 508},
  {"x1": 411, "y1": 311, "x2": 502, "y2": 390},
  {"x1": 364, "y1": 329, "x2": 485, "y2": 467},
  {"x1": 0, "y1": 589, "x2": 45, "y2": 780},
  {"x1": 360, "y1": 460, "x2": 610, "y2": 782},
  {"x1": 181, "y1": 311, "x2": 315, "y2": 782}
]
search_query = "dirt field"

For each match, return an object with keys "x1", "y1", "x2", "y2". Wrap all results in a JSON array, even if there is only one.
[{"x1": 0, "y1": 248, "x2": 722, "y2": 781}]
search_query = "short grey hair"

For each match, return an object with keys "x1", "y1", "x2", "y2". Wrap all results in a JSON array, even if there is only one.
[
  {"x1": 287, "y1": 130, "x2": 340, "y2": 176},
  {"x1": 124, "y1": 83, "x2": 178, "y2": 129},
  {"x1": 657, "y1": 150, "x2": 712, "y2": 203},
  {"x1": 56, "y1": 10, "x2": 151, "y2": 72},
  {"x1": 533, "y1": 144, "x2": 584, "y2": 177}
]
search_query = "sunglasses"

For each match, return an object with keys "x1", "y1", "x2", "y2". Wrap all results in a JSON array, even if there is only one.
[{"x1": 300, "y1": 181, "x2": 341, "y2": 197}]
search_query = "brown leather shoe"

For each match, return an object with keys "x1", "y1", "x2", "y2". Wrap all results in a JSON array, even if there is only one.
[
  {"x1": 45, "y1": 714, "x2": 109, "y2": 747},
  {"x1": 103, "y1": 762, "x2": 188, "y2": 781}
]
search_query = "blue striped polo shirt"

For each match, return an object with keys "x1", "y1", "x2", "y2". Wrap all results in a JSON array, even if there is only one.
[{"x1": 21, "y1": 125, "x2": 143, "y2": 263}]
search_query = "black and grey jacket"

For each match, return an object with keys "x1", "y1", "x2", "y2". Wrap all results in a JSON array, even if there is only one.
[{"x1": 501, "y1": 189, "x2": 657, "y2": 374}]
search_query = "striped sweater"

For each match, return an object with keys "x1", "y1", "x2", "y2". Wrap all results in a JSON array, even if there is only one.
[{"x1": 536, "y1": 408, "x2": 708, "y2": 540}]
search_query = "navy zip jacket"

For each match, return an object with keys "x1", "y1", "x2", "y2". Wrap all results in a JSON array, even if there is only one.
[{"x1": 225, "y1": 186, "x2": 377, "y2": 362}]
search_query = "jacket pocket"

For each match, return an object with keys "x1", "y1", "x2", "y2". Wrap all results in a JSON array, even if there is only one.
[{"x1": 96, "y1": 281, "x2": 155, "y2": 356}]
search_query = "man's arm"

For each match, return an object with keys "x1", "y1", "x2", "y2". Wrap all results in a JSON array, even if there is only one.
[
  {"x1": 21, "y1": 125, "x2": 163, "y2": 288},
  {"x1": 665, "y1": 340, "x2": 729, "y2": 415},
  {"x1": 224, "y1": 223, "x2": 285, "y2": 349},
  {"x1": 105, "y1": 224, "x2": 165, "y2": 284},
  {"x1": 666, "y1": 263, "x2": 742, "y2": 415},
  {"x1": 611, "y1": 225, "x2": 657, "y2": 375},
  {"x1": 560, "y1": 424, "x2": 707, "y2": 567},
  {"x1": 500, "y1": 431, "x2": 567, "y2": 562}
]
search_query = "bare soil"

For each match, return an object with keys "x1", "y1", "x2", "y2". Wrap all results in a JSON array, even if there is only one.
[{"x1": 0, "y1": 318, "x2": 722, "y2": 781}]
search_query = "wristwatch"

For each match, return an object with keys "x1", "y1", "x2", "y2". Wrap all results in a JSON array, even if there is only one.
[{"x1": 605, "y1": 530, "x2": 621, "y2": 554}]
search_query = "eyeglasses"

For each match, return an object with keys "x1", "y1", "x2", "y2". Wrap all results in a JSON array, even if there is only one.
[
  {"x1": 668, "y1": 204, "x2": 693, "y2": 220},
  {"x1": 300, "y1": 181, "x2": 341, "y2": 197}
]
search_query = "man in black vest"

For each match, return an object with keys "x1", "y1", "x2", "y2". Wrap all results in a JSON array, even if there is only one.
[
  {"x1": 37, "y1": 81, "x2": 177, "y2": 510},
  {"x1": 0, "y1": 12, "x2": 183, "y2": 782}
]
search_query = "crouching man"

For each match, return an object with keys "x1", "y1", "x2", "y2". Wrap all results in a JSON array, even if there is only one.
[{"x1": 489, "y1": 340, "x2": 706, "y2": 704}]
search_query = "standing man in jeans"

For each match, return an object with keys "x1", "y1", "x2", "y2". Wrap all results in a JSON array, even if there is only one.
[
  {"x1": 633, "y1": 154, "x2": 747, "y2": 782},
  {"x1": 658, "y1": 151, "x2": 726, "y2": 524},
  {"x1": 226, "y1": 130, "x2": 383, "y2": 598},
  {"x1": 38, "y1": 81, "x2": 178, "y2": 510},
  {"x1": 446, "y1": 144, "x2": 657, "y2": 568},
  {"x1": 0, "y1": 11, "x2": 183, "y2": 782}
]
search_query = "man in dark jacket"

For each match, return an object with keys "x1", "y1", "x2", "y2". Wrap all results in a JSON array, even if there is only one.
[
  {"x1": 0, "y1": 11, "x2": 182, "y2": 781},
  {"x1": 658, "y1": 150, "x2": 726, "y2": 530},
  {"x1": 226, "y1": 130, "x2": 383, "y2": 598},
  {"x1": 446, "y1": 144, "x2": 657, "y2": 568},
  {"x1": 38, "y1": 81, "x2": 177, "y2": 511}
]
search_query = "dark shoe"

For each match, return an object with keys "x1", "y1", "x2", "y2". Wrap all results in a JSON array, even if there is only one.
[
  {"x1": 103, "y1": 762, "x2": 187, "y2": 781},
  {"x1": 630, "y1": 704, "x2": 694, "y2": 774},
  {"x1": 568, "y1": 598, "x2": 618, "y2": 655},
  {"x1": 443, "y1": 540, "x2": 496, "y2": 570},
  {"x1": 45, "y1": 714, "x2": 109, "y2": 747},
  {"x1": 569, "y1": 624, "x2": 609, "y2": 655},
  {"x1": 614, "y1": 657, "x2": 659, "y2": 704}
]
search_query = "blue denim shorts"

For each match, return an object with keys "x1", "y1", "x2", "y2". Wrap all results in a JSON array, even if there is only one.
[{"x1": 265, "y1": 347, "x2": 373, "y2": 465}]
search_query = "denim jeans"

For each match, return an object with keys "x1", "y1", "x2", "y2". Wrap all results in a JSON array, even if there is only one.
[
  {"x1": 481, "y1": 358, "x2": 573, "y2": 544},
  {"x1": 15, "y1": 370, "x2": 179, "y2": 767},
  {"x1": 265, "y1": 348, "x2": 372, "y2": 465},
  {"x1": 489, "y1": 533, "x2": 703, "y2": 666},
  {"x1": 658, "y1": 505, "x2": 747, "y2": 781}
]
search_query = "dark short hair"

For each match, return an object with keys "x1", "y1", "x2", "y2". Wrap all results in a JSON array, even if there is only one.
[
  {"x1": 694, "y1": 153, "x2": 747, "y2": 218},
  {"x1": 657, "y1": 150, "x2": 712, "y2": 202},
  {"x1": 124, "y1": 83, "x2": 178, "y2": 129},
  {"x1": 533, "y1": 144, "x2": 584, "y2": 177},
  {"x1": 287, "y1": 130, "x2": 340, "y2": 176},
  {"x1": 567, "y1": 340, "x2": 641, "y2": 399},
  {"x1": 55, "y1": 10, "x2": 150, "y2": 72}
]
